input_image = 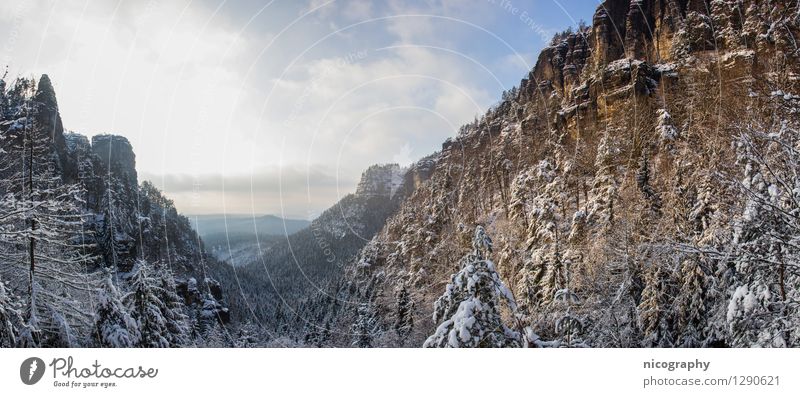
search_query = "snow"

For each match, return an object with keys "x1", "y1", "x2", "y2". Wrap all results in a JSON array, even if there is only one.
[
  {"x1": 653, "y1": 63, "x2": 678, "y2": 77},
  {"x1": 768, "y1": 184, "x2": 779, "y2": 200},
  {"x1": 452, "y1": 299, "x2": 479, "y2": 343},
  {"x1": 657, "y1": 109, "x2": 679, "y2": 142},
  {"x1": 720, "y1": 49, "x2": 755, "y2": 63},
  {"x1": 500, "y1": 122, "x2": 521, "y2": 138},
  {"x1": 605, "y1": 58, "x2": 644, "y2": 72},
  {"x1": 771, "y1": 90, "x2": 800, "y2": 101}
]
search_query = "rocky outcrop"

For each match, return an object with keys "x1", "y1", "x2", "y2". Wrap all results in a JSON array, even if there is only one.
[
  {"x1": 33, "y1": 74, "x2": 77, "y2": 181},
  {"x1": 394, "y1": 154, "x2": 437, "y2": 203},
  {"x1": 355, "y1": 163, "x2": 404, "y2": 198},
  {"x1": 176, "y1": 277, "x2": 230, "y2": 324},
  {"x1": 522, "y1": 0, "x2": 800, "y2": 103},
  {"x1": 92, "y1": 134, "x2": 138, "y2": 187}
]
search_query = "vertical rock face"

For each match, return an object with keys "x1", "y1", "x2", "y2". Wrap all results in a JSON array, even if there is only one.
[
  {"x1": 33, "y1": 74, "x2": 75, "y2": 181},
  {"x1": 652, "y1": 0, "x2": 685, "y2": 60},
  {"x1": 624, "y1": 0, "x2": 656, "y2": 60},
  {"x1": 592, "y1": 0, "x2": 632, "y2": 68},
  {"x1": 342, "y1": 0, "x2": 800, "y2": 347},
  {"x1": 397, "y1": 154, "x2": 437, "y2": 198},
  {"x1": 91, "y1": 134, "x2": 138, "y2": 187},
  {"x1": 520, "y1": 0, "x2": 800, "y2": 111}
]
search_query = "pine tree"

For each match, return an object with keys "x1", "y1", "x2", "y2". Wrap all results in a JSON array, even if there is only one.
[
  {"x1": 201, "y1": 322, "x2": 232, "y2": 347},
  {"x1": 393, "y1": 282, "x2": 414, "y2": 339},
  {"x1": 98, "y1": 175, "x2": 135, "y2": 272},
  {"x1": 508, "y1": 170, "x2": 534, "y2": 229},
  {"x1": 674, "y1": 258, "x2": 707, "y2": 347},
  {"x1": 92, "y1": 271, "x2": 138, "y2": 347},
  {"x1": 636, "y1": 151, "x2": 662, "y2": 215},
  {"x1": 126, "y1": 260, "x2": 170, "y2": 348},
  {"x1": 424, "y1": 227, "x2": 520, "y2": 348},
  {"x1": 516, "y1": 158, "x2": 569, "y2": 311},
  {"x1": 690, "y1": 178, "x2": 716, "y2": 239},
  {"x1": 472, "y1": 225, "x2": 493, "y2": 258},
  {"x1": 155, "y1": 265, "x2": 190, "y2": 346},
  {"x1": 637, "y1": 264, "x2": 674, "y2": 347},
  {"x1": 234, "y1": 322, "x2": 263, "y2": 348},
  {"x1": 656, "y1": 109, "x2": 679, "y2": 143},
  {"x1": 553, "y1": 287, "x2": 586, "y2": 347},
  {"x1": 588, "y1": 131, "x2": 619, "y2": 230},
  {"x1": 351, "y1": 302, "x2": 379, "y2": 348}
]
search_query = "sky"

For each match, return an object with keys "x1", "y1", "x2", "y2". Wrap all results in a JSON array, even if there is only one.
[{"x1": 0, "y1": 0, "x2": 597, "y2": 220}]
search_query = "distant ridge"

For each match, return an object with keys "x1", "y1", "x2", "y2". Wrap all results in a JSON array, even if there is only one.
[{"x1": 190, "y1": 214, "x2": 311, "y2": 238}]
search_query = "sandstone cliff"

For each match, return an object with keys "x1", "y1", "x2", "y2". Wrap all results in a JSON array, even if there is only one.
[{"x1": 345, "y1": 0, "x2": 800, "y2": 347}]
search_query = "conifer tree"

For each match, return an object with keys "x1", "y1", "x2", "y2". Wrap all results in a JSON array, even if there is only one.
[
  {"x1": 674, "y1": 258, "x2": 707, "y2": 347},
  {"x1": 588, "y1": 131, "x2": 619, "y2": 230},
  {"x1": 351, "y1": 302, "x2": 379, "y2": 348},
  {"x1": 126, "y1": 260, "x2": 170, "y2": 348},
  {"x1": 393, "y1": 282, "x2": 414, "y2": 338},
  {"x1": 98, "y1": 175, "x2": 135, "y2": 272},
  {"x1": 93, "y1": 271, "x2": 138, "y2": 347},
  {"x1": 424, "y1": 227, "x2": 520, "y2": 348},
  {"x1": 637, "y1": 264, "x2": 674, "y2": 347},
  {"x1": 155, "y1": 265, "x2": 190, "y2": 346},
  {"x1": 636, "y1": 151, "x2": 662, "y2": 215}
]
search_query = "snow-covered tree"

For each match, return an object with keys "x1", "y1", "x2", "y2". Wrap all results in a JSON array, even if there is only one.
[
  {"x1": 97, "y1": 175, "x2": 136, "y2": 272},
  {"x1": 393, "y1": 282, "x2": 414, "y2": 338},
  {"x1": 472, "y1": 225, "x2": 493, "y2": 258},
  {"x1": 424, "y1": 227, "x2": 520, "y2": 348},
  {"x1": 587, "y1": 131, "x2": 619, "y2": 230},
  {"x1": 636, "y1": 151, "x2": 662, "y2": 215},
  {"x1": 516, "y1": 159, "x2": 569, "y2": 311},
  {"x1": 508, "y1": 170, "x2": 534, "y2": 229},
  {"x1": 0, "y1": 278, "x2": 25, "y2": 347},
  {"x1": 200, "y1": 322, "x2": 232, "y2": 347},
  {"x1": 234, "y1": 322, "x2": 265, "y2": 348},
  {"x1": 351, "y1": 302, "x2": 380, "y2": 348},
  {"x1": 690, "y1": 178, "x2": 717, "y2": 240},
  {"x1": 637, "y1": 264, "x2": 674, "y2": 347},
  {"x1": 155, "y1": 266, "x2": 190, "y2": 346},
  {"x1": 674, "y1": 258, "x2": 707, "y2": 347},
  {"x1": 656, "y1": 109, "x2": 679, "y2": 144},
  {"x1": 126, "y1": 260, "x2": 171, "y2": 348},
  {"x1": 553, "y1": 287, "x2": 587, "y2": 347},
  {"x1": 304, "y1": 317, "x2": 332, "y2": 348},
  {"x1": 726, "y1": 125, "x2": 800, "y2": 347},
  {"x1": 92, "y1": 271, "x2": 138, "y2": 347},
  {"x1": 0, "y1": 76, "x2": 97, "y2": 347}
]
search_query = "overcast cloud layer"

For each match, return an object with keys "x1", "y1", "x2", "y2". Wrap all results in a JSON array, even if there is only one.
[{"x1": 0, "y1": 0, "x2": 595, "y2": 219}]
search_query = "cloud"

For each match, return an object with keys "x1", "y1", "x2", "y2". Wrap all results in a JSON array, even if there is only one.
[
  {"x1": 303, "y1": 0, "x2": 374, "y2": 21},
  {"x1": 0, "y1": 0, "x2": 575, "y2": 216}
]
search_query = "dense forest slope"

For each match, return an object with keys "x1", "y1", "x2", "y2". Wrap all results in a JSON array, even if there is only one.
[
  {"x1": 330, "y1": 0, "x2": 800, "y2": 347},
  {"x1": 218, "y1": 161, "x2": 436, "y2": 346}
]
